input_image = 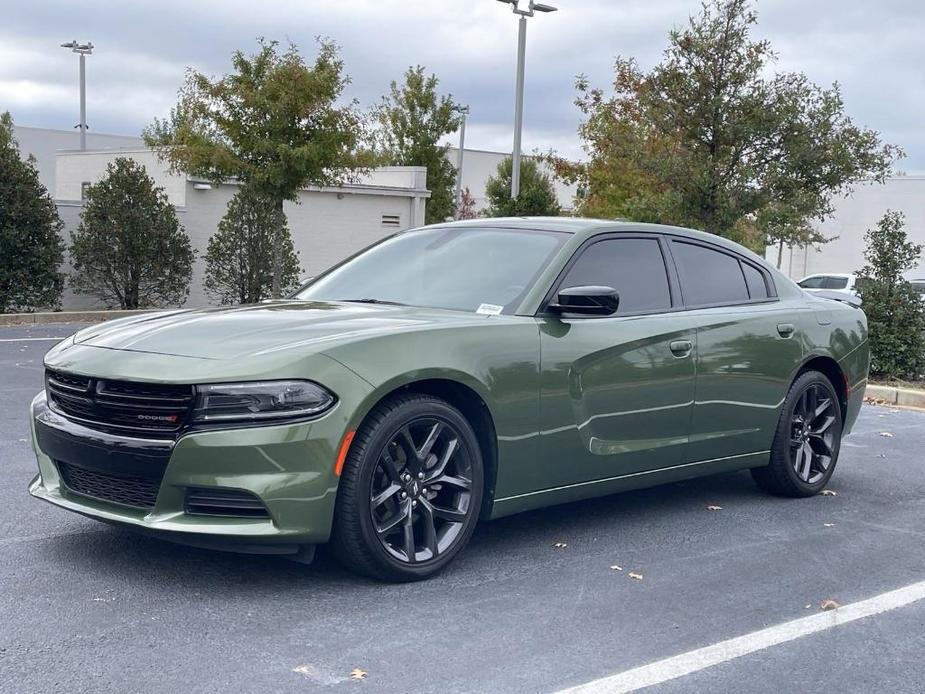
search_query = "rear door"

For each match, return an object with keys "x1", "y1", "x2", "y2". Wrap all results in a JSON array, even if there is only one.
[
  {"x1": 535, "y1": 234, "x2": 699, "y2": 490},
  {"x1": 668, "y1": 239, "x2": 803, "y2": 463}
]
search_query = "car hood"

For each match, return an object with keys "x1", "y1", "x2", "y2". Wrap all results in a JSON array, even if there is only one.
[{"x1": 72, "y1": 301, "x2": 488, "y2": 360}]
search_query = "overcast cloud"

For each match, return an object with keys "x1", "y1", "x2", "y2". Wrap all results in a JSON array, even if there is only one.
[{"x1": 3, "y1": 0, "x2": 923, "y2": 170}]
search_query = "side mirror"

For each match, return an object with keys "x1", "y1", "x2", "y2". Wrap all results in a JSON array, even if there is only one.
[{"x1": 548, "y1": 285, "x2": 620, "y2": 316}]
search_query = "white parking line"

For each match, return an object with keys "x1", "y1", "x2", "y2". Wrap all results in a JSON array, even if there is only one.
[
  {"x1": 556, "y1": 580, "x2": 925, "y2": 694},
  {"x1": 0, "y1": 337, "x2": 66, "y2": 342}
]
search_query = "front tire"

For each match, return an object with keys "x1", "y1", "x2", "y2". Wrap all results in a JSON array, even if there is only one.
[
  {"x1": 751, "y1": 370, "x2": 843, "y2": 497},
  {"x1": 332, "y1": 394, "x2": 483, "y2": 582}
]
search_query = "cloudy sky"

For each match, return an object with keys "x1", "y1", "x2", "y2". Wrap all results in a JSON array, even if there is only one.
[{"x1": 4, "y1": 0, "x2": 923, "y2": 170}]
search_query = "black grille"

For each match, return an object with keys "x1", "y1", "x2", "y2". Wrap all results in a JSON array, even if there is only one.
[
  {"x1": 45, "y1": 369, "x2": 195, "y2": 438},
  {"x1": 185, "y1": 488, "x2": 270, "y2": 518},
  {"x1": 57, "y1": 461, "x2": 161, "y2": 509}
]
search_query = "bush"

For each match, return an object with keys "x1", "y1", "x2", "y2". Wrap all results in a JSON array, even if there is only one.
[
  {"x1": 485, "y1": 158, "x2": 560, "y2": 218},
  {"x1": 856, "y1": 210, "x2": 925, "y2": 380},
  {"x1": 204, "y1": 187, "x2": 301, "y2": 304},
  {"x1": 70, "y1": 158, "x2": 195, "y2": 309},
  {"x1": 0, "y1": 112, "x2": 65, "y2": 312}
]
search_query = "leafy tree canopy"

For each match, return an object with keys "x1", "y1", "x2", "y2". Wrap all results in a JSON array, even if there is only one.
[
  {"x1": 856, "y1": 210, "x2": 925, "y2": 380},
  {"x1": 485, "y1": 158, "x2": 561, "y2": 218},
  {"x1": 0, "y1": 112, "x2": 65, "y2": 312},
  {"x1": 144, "y1": 38, "x2": 365, "y2": 295},
  {"x1": 550, "y1": 0, "x2": 900, "y2": 253},
  {"x1": 377, "y1": 66, "x2": 460, "y2": 224},
  {"x1": 204, "y1": 187, "x2": 301, "y2": 305},
  {"x1": 69, "y1": 158, "x2": 195, "y2": 309}
]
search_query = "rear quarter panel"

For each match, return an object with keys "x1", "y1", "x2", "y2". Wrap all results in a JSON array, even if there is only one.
[{"x1": 798, "y1": 299, "x2": 869, "y2": 435}]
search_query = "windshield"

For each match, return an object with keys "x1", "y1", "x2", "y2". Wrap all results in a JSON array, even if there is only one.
[{"x1": 296, "y1": 226, "x2": 568, "y2": 313}]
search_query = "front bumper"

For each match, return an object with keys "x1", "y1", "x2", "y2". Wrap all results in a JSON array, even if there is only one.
[{"x1": 28, "y1": 390, "x2": 351, "y2": 550}]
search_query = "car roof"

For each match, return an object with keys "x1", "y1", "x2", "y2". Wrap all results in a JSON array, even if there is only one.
[
  {"x1": 431, "y1": 218, "x2": 771, "y2": 265},
  {"x1": 799, "y1": 273, "x2": 854, "y2": 279}
]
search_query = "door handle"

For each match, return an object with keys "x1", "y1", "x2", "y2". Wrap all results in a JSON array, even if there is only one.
[
  {"x1": 669, "y1": 339, "x2": 693, "y2": 357},
  {"x1": 777, "y1": 323, "x2": 795, "y2": 338}
]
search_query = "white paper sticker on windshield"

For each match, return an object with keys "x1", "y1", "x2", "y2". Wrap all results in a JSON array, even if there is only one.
[{"x1": 476, "y1": 303, "x2": 504, "y2": 316}]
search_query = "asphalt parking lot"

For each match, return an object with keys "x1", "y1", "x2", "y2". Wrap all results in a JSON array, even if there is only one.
[{"x1": 2, "y1": 323, "x2": 924, "y2": 693}]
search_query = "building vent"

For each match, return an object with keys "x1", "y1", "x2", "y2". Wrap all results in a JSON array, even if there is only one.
[{"x1": 381, "y1": 214, "x2": 401, "y2": 228}]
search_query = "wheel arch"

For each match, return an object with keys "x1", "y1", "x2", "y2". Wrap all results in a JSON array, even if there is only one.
[
  {"x1": 795, "y1": 354, "x2": 849, "y2": 421},
  {"x1": 350, "y1": 374, "x2": 499, "y2": 519}
]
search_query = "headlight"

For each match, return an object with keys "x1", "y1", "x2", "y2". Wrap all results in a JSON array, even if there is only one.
[{"x1": 192, "y1": 380, "x2": 335, "y2": 423}]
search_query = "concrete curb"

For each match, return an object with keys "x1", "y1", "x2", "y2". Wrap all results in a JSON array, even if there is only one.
[
  {"x1": 865, "y1": 384, "x2": 925, "y2": 410},
  {"x1": 0, "y1": 309, "x2": 164, "y2": 326}
]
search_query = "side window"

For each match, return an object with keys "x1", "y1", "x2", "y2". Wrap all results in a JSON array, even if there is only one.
[
  {"x1": 799, "y1": 276, "x2": 825, "y2": 289},
  {"x1": 560, "y1": 238, "x2": 671, "y2": 314},
  {"x1": 742, "y1": 262, "x2": 770, "y2": 299},
  {"x1": 824, "y1": 276, "x2": 849, "y2": 289},
  {"x1": 671, "y1": 241, "x2": 749, "y2": 306}
]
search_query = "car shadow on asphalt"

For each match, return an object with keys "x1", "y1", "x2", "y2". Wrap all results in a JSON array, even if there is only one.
[{"x1": 39, "y1": 469, "x2": 795, "y2": 592}]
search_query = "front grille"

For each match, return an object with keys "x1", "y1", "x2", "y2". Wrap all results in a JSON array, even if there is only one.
[
  {"x1": 185, "y1": 488, "x2": 270, "y2": 518},
  {"x1": 45, "y1": 369, "x2": 195, "y2": 438},
  {"x1": 57, "y1": 461, "x2": 161, "y2": 509}
]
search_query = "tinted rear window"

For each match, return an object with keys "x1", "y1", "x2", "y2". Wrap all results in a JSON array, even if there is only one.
[
  {"x1": 742, "y1": 263, "x2": 770, "y2": 299},
  {"x1": 671, "y1": 241, "x2": 749, "y2": 306}
]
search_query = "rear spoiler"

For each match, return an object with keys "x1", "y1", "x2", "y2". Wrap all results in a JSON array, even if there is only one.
[{"x1": 810, "y1": 289, "x2": 862, "y2": 308}]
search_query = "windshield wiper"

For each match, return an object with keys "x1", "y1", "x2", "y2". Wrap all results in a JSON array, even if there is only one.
[{"x1": 338, "y1": 298, "x2": 407, "y2": 306}]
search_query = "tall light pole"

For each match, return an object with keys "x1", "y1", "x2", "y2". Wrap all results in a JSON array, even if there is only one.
[
  {"x1": 452, "y1": 105, "x2": 469, "y2": 219},
  {"x1": 496, "y1": 0, "x2": 557, "y2": 199},
  {"x1": 60, "y1": 40, "x2": 94, "y2": 150}
]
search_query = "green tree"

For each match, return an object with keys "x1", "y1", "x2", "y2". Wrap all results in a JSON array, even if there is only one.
[
  {"x1": 485, "y1": 158, "x2": 560, "y2": 218},
  {"x1": 377, "y1": 66, "x2": 460, "y2": 224},
  {"x1": 0, "y1": 112, "x2": 64, "y2": 312},
  {"x1": 856, "y1": 210, "x2": 925, "y2": 380},
  {"x1": 551, "y1": 0, "x2": 899, "y2": 251},
  {"x1": 204, "y1": 187, "x2": 301, "y2": 304},
  {"x1": 70, "y1": 158, "x2": 194, "y2": 309},
  {"x1": 144, "y1": 38, "x2": 364, "y2": 296}
]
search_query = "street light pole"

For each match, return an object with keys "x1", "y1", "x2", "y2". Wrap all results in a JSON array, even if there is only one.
[
  {"x1": 496, "y1": 1, "x2": 557, "y2": 200},
  {"x1": 453, "y1": 105, "x2": 469, "y2": 219},
  {"x1": 61, "y1": 40, "x2": 94, "y2": 150},
  {"x1": 511, "y1": 16, "x2": 527, "y2": 200}
]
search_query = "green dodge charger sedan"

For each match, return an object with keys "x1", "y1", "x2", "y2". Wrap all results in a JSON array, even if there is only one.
[{"x1": 29, "y1": 218, "x2": 869, "y2": 581}]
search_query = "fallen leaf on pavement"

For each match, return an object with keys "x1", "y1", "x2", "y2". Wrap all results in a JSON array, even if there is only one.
[
  {"x1": 609, "y1": 565, "x2": 623, "y2": 571},
  {"x1": 628, "y1": 572, "x2": 643, "y2": 580},
  {"x1": 879, "y1": 432, "x2": 894, "y2": 437},
  {"x1": 293, "y1": 665, "x2": 316, "y2": 677},
  {"x1": 553, "y1": 542, "x2": 568, "y2": 549},
  {"x1": 820, "y1": 599, "x2": 840, "y2": 611},
  {"x1": 804, "y1": 604, "x2": 812, "y2": 609},
  {"x1": 706, "y1": 505, "x2": 723, "y2": 511},
  {"x1": 823, "y1": 523, "x2": 835, "y2": 527},
  {"x1": 821, "y1": 490, "x2": 837, "y2": 496},
  {"x1": 350, "y1": 668, "x2": 367, "y2": 681}
]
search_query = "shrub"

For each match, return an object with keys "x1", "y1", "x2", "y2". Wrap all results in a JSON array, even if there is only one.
[
  {"x1": 70, "y1": 158, "x2": 194, "y2": 309},
  {"x1": 856, "y1": 210, "x2": 925, "y2": 380}
]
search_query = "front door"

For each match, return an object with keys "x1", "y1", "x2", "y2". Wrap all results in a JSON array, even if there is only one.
[{"x1": 535, "y1": 235, "x2": 698, "y2": 491}]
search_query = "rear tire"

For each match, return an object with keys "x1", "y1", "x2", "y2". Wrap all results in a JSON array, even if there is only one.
[
  {"x1": 751, "y1": 370, "x2": 843, "y2": 497},
  {"x1": 331, "y1": 393, "x2": 483, "y2": 582}
]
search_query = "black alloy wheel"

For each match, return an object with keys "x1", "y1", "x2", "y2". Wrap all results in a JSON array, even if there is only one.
[
  {"x1": 752, "y1": 370, "x2": 843, "y2": 497},
  {"x1": 369, "y1": 418, "x2": 473, "y2": 563},
  {"x1": 332, "y1": 394, "x2": 483, "y2": 581},
  {"x1": 788, "y1": 383, "x2": 838, "y2": 484}
]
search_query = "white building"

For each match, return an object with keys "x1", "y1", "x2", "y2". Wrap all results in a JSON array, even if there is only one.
[
  {"x1": 770, "y1": 177, "x2": 925, "y2": 282},
  {"x1": 447, "y1": 146, "x2": 578, "y2": 213},
  {"x1": 52, "y1": 147, "x2": 429, "y2": 309}
]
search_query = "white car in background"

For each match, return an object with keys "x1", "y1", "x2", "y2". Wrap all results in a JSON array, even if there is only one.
[{"x1": 797, "y1": 273, "x2": 861, "y2": 306}]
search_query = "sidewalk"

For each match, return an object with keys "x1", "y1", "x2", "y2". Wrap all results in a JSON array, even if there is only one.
[{"x1": 0, "y1": 309, "x2": 161, "y2": 326}]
